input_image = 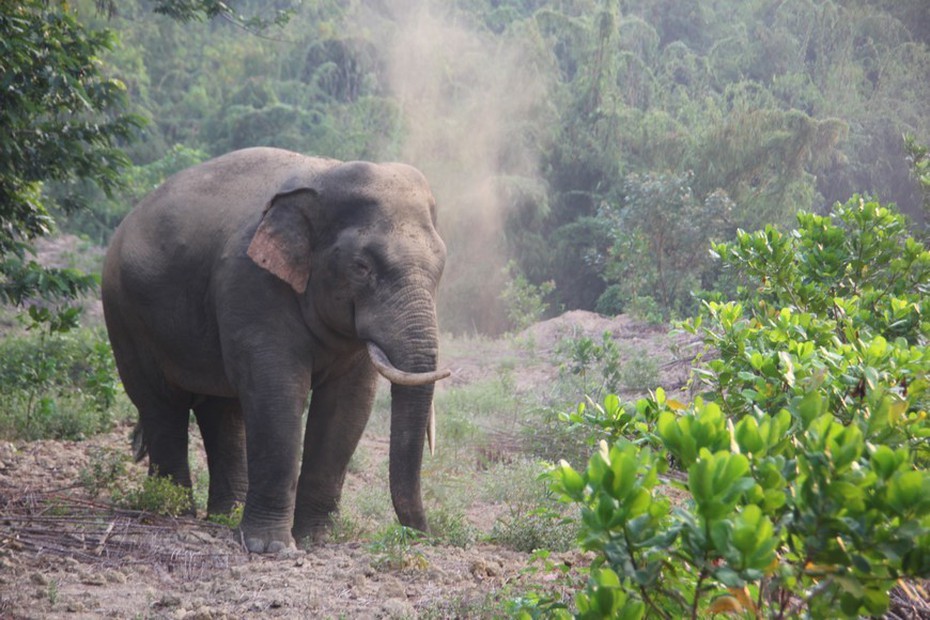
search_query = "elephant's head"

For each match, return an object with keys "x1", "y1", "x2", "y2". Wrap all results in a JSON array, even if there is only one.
[{"x1": 245, "y1": 160, "x2": 448, "y2": 531}]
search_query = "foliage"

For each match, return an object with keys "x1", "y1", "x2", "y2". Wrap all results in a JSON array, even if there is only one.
[
  {"x1": 547, "y1": 198, "x2": 930, "y2": 618},
  {"x1": 905, "y1": 134, "x2": 930, "y2": 229},
  {"x1": 51, "y1": 0, "x2": 930, "y2": 330},
  {"x1": 426, "y1": 506, "x2": 479, "y2": 549},
  {"x1": 0, "y1": 1, "x2": 143, "y2": 328},
  {"x1": 500, "y1": 261, "x2": 556, "y2": 332},
  {"x1": 594, "y1": 171, "x2": 733, "y2": 320},
  {"x1": 0, "y1": 328, "x2": 123, "y2": 440},
  {"x1": 552, "y1": 332, "x2": 660, "y2": 413},
  {"x1": 485, "y1": 458, "x2": 579, "y2": 553},
  {"x1": 368, "y1": 524, "x2": 428, "y2": 571},
  {"x1": 58, "y1": 144, "x2": 209, "y2": 243},
  {"x1": 519, "y1": 0, "x2": 928, "y2": 320},
  {"x1": 207, "y1": 502, "x2": 244, "y2": 528},
  {"x1": 80, "y1": 446, "x2": 130, "y2": 498},
  {"x1": 490, "y1": 507, "x2": 578, "y2": 554},
  {"x1": 113, "y1": 475, "x2": 194, "y2": 517}
]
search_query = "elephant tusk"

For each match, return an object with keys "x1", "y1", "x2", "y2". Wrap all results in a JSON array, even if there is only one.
[
  {"x1": 427, "y1": 402, "x2": 436, "y2": 456},
  {"x1": 366, "y1": 342, "x2": 451, "y2": 386}
]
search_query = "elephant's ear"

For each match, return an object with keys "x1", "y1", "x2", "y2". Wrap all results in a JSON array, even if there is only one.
[{"x1": 247, "y1": 187, "x2": 317, "y2": 294}]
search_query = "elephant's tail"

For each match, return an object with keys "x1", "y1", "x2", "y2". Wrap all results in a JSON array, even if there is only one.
[{"x1": 131, "y1": 422, "x2": 148, "y2": 462}]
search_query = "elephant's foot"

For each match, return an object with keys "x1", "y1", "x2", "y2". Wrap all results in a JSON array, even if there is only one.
[{"x1": 239, "y1": 525, "x2": 296, "y2": 554}]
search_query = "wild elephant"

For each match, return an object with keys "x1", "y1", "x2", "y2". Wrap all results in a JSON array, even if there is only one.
[{"x1": 102, "y1": 147, "x2": 449, "y2": 552}]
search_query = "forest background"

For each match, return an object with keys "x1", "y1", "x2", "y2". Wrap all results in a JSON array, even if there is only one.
[
  {"x1": 40, "y1": 0, "x2": 930, "y2": 335},
  {"x1": 2, "y1": 2, "x2": 930, "y2": 616}
]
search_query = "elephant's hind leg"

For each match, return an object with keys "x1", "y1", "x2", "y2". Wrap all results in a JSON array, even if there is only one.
[
  {"x1": 193, "y1": 396, "x2": 248, "y2": 516},
  {"x1": 105, "y1": 316, "x2": 195, "y2": 497},
  {"x1": 134, "y1": 390, "x2": 195, "y2": 499}
]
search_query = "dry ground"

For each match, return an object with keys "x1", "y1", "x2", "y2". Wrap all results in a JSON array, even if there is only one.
[{"x1": 0, "y1": 307, "x2": 692, "y2": 619}]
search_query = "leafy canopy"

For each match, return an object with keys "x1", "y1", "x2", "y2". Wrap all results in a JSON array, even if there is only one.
[{"x1": 0, "y1": 0, "x2": 143, "y2": 329}]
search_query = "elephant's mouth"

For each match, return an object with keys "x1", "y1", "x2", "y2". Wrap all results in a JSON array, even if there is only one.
[{"x1": 365, "y1": 342, "x2": 451, "y2": 386}]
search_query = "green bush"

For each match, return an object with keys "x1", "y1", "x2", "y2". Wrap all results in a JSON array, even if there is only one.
[
  {"x1": 113, "y1": 475, "x2": 194, "y2": 517},
  {"x1": 368, "y1": 524, "x2": 428, "y2": 571},
  {"x1": 427, "y1": 505, "x2": 479, "y2": 549},
  {"x1": 0, "y1": 328, "x2": 124, "y2": 440},
  {"x1": 547, "y1": 198, "x2": 930, "y2": 618},
  {"x1": 500, "y1": 260, "x2": 556, "y2": 332},
  {"x1": 490, "y1": 508, "x2": 577, "y2": 554},
  {"x1": 80, "y1": 446, "x2": 129, "y2": 498}
]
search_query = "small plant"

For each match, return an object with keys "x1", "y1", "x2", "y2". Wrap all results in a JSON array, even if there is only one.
[
  {"x1": 114, "y1": 476, "x2": 193, "y2": 517},
  {"x1": 490, "y1": 507, "x2": 577, "y2": 553},
  {"x1": 420, "y1": 591, "x2": 511, "y2": 619},
  {"x1": 46, "y1": 580, "x2": 58, "y2": 606},
  {"x1": 427, "y1": 505, "x2": 479, "y2": 548},
  {"x1": 368, "y1": 524, "x2": 428, "y2": 571},
  {"x1": 79, "y1": 447, "x2": 129, "y2": 498},
  {"x1": 207, "y1": 502, "x2": 244, "y2": 528},
  {"x1": 484, "y1": 458, "x2": 578, "y2": 552},
  {"x1": 553, "y1": 330, "x2": 663, "y2": 403},
  {"x1": 555, "y1": 331, "x2": 622, "y2": 399},
  {"x1": 326, "y1": 510, "x2": 366, "y2": 543},
  {"x1": 500, "y1": 260, "x2": 556, "y2": 332}
]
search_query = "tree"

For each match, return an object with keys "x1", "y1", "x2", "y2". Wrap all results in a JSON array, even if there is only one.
[
  {"x1": 95, "y1": 0, "x2": 294, "y2": 31},
  {"x1": 905, "y1": 134, "x2": 930, "y2": 231},
  {"x1": 0, "y1": 1, "x2": 143, "y2": 330}
]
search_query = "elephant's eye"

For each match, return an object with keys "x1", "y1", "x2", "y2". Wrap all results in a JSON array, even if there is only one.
[{"x1": 353, "y1": 259, "x2": 373, "y2": 278}]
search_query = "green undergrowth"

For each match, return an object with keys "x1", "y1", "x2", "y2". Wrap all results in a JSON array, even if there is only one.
[
  {"x1": 0, "y1": 327, "x2": 130, "y2": 440},
  {"x1": 522, "y1": 197, "x2": 930, "y2": 619}
]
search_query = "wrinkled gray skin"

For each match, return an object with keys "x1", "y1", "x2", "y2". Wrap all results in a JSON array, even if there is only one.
[{"x1": 102, "y1": 147, "x2": 448, "y2": 553}]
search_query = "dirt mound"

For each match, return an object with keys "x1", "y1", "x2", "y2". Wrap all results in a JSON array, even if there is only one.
[{"x1": 518, "y1": 310, "x2": 664, "y2": 352}]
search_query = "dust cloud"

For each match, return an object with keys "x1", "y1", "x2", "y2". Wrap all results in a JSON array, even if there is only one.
[{"x1": 353, "y1": 0, "x2": 552, "y2": 333}]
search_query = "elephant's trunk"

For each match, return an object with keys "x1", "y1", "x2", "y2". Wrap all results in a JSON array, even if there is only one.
[
  {"x1": 389, "y1": 382, "x2": 434, "y2": 531},
  {"x1": 371, "y1": 290, "x2": 444, "y2": 533}
]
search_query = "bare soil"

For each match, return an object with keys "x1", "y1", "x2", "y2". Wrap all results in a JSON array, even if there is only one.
[{"x1": 0, "y1": 309, "x2": 691, "y2": 619}]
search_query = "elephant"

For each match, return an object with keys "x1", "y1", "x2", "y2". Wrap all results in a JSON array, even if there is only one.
[{"x1": 101, "y1": 147, "x2": 449, "y2": 553}]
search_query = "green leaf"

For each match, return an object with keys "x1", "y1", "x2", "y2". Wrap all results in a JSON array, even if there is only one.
[
  {"x1": 555, "y1": 460, "x2": 585, "y2": 499},
  {"x1": 795, "y1": 391, "x2": 825, "y2": 428},
  {"x1": 734, "y1": 416, "x2": 763, "y2": 454}
]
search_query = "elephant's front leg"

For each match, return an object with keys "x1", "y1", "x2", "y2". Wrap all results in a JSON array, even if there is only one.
[
  {"x1": 238, "y1": 375, "x2": 312, "y2": 553},
  {"x1": 293, "y1": 359, "x2": 378, "y2": 542}
]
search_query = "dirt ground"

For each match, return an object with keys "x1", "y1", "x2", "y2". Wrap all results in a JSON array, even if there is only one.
[{"x1": 0, "y1": 307, "x2": 696, "y2": 619}]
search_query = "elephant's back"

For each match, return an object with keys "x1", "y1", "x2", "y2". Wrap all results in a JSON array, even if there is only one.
[
  {"x1": 109, "y1": 148, "x2": 338, "y2": 270},
  {"x1": 133, "y1": 148, "x2": 337, "y2": 237},
  {"x1": 103, "y1": 148, "x2": 338, "y2": 313},
  {"x1": 102, "y1": 149, "x2": 338, "y2": 393}
]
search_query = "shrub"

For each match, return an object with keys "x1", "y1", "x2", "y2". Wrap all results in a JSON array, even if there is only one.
[
  {"x1": 0, "y1": 328, "x2": 124, "y2": 440},
  {"x1": 368, "y1": 524, "x2": 428, "y2": 571},
  {"x1": 500, "y1": 260, "x2": 556, "y2": 332},
  {"x1": 427, "y1": 505, "x2": 479, "y2": 548},
  {"x1": 594, "y1": 171, "x2": 733, "y2": 320},
  {"x1": 547, "y1": 198, "x2": 930, "y2": 618},
  {"x1": 113, "y1": 475, "x2": 193, "y2": 517},
  {"x1": 79, "y1": 446, "x2": 129, "y2": 498}
]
